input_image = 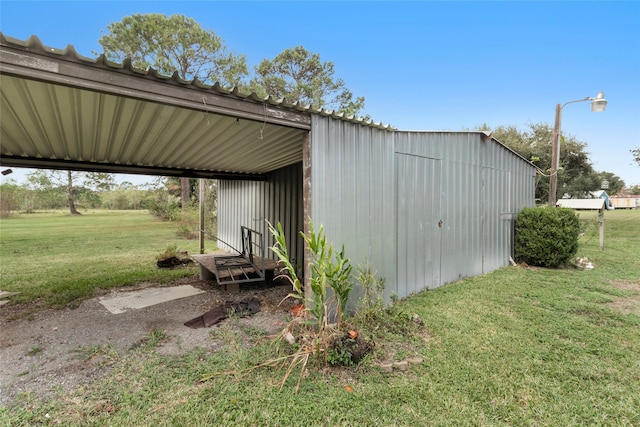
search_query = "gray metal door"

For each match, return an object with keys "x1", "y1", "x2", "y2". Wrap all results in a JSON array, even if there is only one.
[
  {"x1": 482, "y1": 167, "x2": 512, "y2": 272},
  {"x1": 396, "y1": 153, "x2": 442, "y2": 296}
]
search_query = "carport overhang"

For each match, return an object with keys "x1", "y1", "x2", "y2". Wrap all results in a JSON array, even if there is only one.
[{"x1": 0, "y1": 34, "x2": 312, "y2": 181}]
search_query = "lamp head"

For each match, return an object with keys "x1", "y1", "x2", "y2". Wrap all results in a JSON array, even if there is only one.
[{"x1": 590, "y1": 91, "x2": 607, "y2": 112}]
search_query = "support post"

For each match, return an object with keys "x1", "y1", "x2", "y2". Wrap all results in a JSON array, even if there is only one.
[
  {"x1": 549, "y1": 103, "x2": 562, "y2": 206},
  {"x1": 199, "y1": 178, "x2": 206, "y2": 254},
  {"x1": 302, "y1": 131, "x2": 312, "y2": 304},
  {"x1": 598, "y1": 208, "x2": 604, "y2": 251},
  {"x1": 548, "y1": 93, "x2": 607, "y2": 206}
]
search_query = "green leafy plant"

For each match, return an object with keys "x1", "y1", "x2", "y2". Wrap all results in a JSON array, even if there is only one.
[
  {"x1": 156, "y1": 244, "x2": 179, "y2": 261},
  {"x1": 300, "y1": 220, "x2": 354, "y2": 328},
  {"x1": 271, "y1": 218, "x2": 355, "y2": 327},
  {"x1": 327, "y1": 337, "x2": 355, "y2": 367},
  {"x1": 26, "y1": 345, "x2": 43, "y2": 356},
  {"x1": 327, "y1": 245, "x2": 353, "y2": 324},
  {"x1": 268, "y1": 219, "x2": 357, "y2": 374},
  {"x1": 147, "y1": 190, "x2": 181, "y2": 221},
  {"x1": 515, "y1": 206, "x2": 580, "y2": 267},
  {"x1": 268, "y1": 221, "x2": 303, "y2": 302},
  {"x1": 72, "y1": 343, "x2": 119, "y2": 362},
  {"x1": 301, "y1": 221, "x2": 330, "y2": 332},
  {"x1": 356, "y1": 261, "x2": 386, "y2": 319}
]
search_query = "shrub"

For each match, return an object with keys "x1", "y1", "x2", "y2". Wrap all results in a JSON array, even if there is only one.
[
  {"x1": 156, "y1": 244, "x2": 179, "y2": 261},
  {"x1": 147, "y1": 190, "x2": 181, "y2": 221},
  {"x1": 515, "y1": 206, "x2": 580, "y2": 268},
  {"x1": 0, "y1": 183, "x2": 20, "y2": 217}
]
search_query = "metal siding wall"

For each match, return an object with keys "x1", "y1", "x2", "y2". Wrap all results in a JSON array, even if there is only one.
[
  {"x1": 392, "y1": 131, "x2": 535, "y2": 297},
  {"x1": 482, "y1": 138, "x2": 536, "y2": 270},
  {"x1": 218, "y1": 179, "x2": 262, "y2": 252},
  {"x1": 441, "y1": 159, "x2": 484, "y2": 283},
  {"x1": 218, "y1": 162, "x2": 304, "y2": 270},
  {"x1": 219, "y1": 118, "x2": 536, "y2": 304},
  {"x1": 442, "y1": 135, "x2": 484, "y2": 283},
  {"x1": 395, "y1": 153, "x2": 442, "y2": 292},
  {"x1": 482, "y1": 166, "x2": 510, "y2": 272},
  {"x1": 396, "y1": 132, "x2": 486, "y2": 286},
  {"x1": 310, "y1": 116, "x2": 396, "y2": 304},
  {"x1": 312, "y1": 123, "x2": 535, "y2": 302}
]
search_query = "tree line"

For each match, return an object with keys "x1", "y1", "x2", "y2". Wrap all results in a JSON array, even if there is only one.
[
  {"x1": 1, "y1": 13, "x2": 638, "y2": 217},
  {"x1": 478, "y1": 123, "x2": 637, "y2": 203},
  {"x1": 97, "y1": 13, "x2": 369, "y2": 206},
  {"x1": 74, "y1": 12, "x2": 640, "y2": 202},
  {"x1": 98, "y1": 13, "x2": 366, "y2": 118},
  {"x1": 0, "y1": 172, "x2": 216, "y2": 221}
]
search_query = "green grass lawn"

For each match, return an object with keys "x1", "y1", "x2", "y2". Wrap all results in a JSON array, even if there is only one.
[
  {"x1": 0, "y1": 210, "x2": 206, "y2": 308},
  {"x1": 1, "y1": 209, "x2": 639, "y2": 425}
]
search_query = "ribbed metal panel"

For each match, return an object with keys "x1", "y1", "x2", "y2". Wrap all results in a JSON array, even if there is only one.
[
  {"x1": 218, "y1": 116, "x2": 535, "y2": 303},
  {"x1": 310, "y1": 116, "x2": 397, "y2": 304},
  {"x1": 395, "y1": 132, "x2": 535, "y2": 289},
  {"x1": 0, "y1": 75, "x2": 306, "y2": 175},
  {"x1": 311, "y1": 121, "x2": 535, "y2": 302},
  {"x1": 1, "y1": 34, "x2": 395, "y2": 178},
  {"x1": 395, "y1": 153, "x2": 442, "y2": 292},
  {"x1": 440, "y1": 156, "x2": 484, "y2": 283},
  {"x1": 217, "y1": 162, "x2": 304, "y2": 273}
]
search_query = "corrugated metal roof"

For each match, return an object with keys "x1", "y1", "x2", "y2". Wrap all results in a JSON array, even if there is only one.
[{"x1": 0, "y1": 33, "x2": 390, "y2": 178}]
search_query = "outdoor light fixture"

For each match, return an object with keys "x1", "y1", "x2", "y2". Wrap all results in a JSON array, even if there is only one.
[
  {"x1": 590, "y1": 91, "x2": 608, "y2": 112},
  {"x1": 548, "y1": 91, "x2": 608, "y2": 206},
  {"x1": 1, "y1": 168, "x2": 13, "y2": 176}
]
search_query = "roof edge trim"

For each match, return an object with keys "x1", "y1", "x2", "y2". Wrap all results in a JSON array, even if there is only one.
[{"x1": 0, "y1": 156, "x2": 267, "y2": 181}]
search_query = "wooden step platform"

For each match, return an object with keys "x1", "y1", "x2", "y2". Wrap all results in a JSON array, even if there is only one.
[{"x1": 191, "y1": 252, "x2": 280, "y2": 292}]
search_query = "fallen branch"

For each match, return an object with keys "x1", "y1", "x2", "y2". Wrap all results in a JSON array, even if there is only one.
[
  {"x1": 197, "y1": 353, "x2": 294, "y2": 383},
  {"x1": 198, "y1": 339, "x2": 320, "y2": 393}
]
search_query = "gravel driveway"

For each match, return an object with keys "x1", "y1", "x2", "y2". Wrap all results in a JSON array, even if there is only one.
[{"x1": 0, "y1": 277, "x2": 293, "y2": 407}]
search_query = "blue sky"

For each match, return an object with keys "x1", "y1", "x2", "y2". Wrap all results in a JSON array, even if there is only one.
[{"x1": 1, "y1": 1, "x2": 639, "y2": 186}]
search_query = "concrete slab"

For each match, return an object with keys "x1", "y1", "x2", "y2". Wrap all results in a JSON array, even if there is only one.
[
  {"x1": 0, "y1": 291, "x2": 20, "y2": 299},
  {"x1": 0, "y1": 291, "x2": 20, "y2": 308},
  {"x1": 98, "y1": 285, "x2": 206, "y2": 314}
]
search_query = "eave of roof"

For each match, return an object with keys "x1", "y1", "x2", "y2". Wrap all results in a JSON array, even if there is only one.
[
  {"x1": 1, "y1": 33, "x2": 535, "y2": 179},
  {"x1": 0, "y1": 33, "x2": 391, "y2": 129},
  {"x1": 0, "y1": 33, "x2": 391, "y2": 178}
]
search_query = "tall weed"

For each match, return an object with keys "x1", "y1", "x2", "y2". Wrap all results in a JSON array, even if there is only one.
[{"x1": 269, "y1": 220, "x2": 355, "y2": 366}]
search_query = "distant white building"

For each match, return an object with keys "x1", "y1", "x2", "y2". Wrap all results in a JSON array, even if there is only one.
[{"x1": 589, "y1": 190, "x2": 614, "y2": 210}]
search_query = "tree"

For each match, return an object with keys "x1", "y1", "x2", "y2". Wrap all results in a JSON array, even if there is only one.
[
  {"x1": 99, "y1": 13, "x2": 249, "y2": 205},
  {"x1": 84, "y1": 172, "x2": 116, "y2": 193},
  {"x1": 65, "y1": 170, "x2": 80, "y2": 215},
  {"x1": 632, "y1": 148, "x2": 640, "y2": 166},
  {"x1": 481, "y1": 123, "x2": 620, "y2": 202},
  {"x1": 250, "y1": 46, "x2": 367, "y2": 118},
  {"x1": 595, "y1": 171, "x2": 625, "y2": 195},
  {"x1": 0, "y1": 182, "x2": 20, "y2": 218},
  {"x1": 26, "y1": 170, "x2": 116, "y2": 213},
  {"x1": 27, "y1": 170, "x2": 68, "y2": 210},
  {"x1": 98, "y1": 13, "x2": 248, "y2": 87}
]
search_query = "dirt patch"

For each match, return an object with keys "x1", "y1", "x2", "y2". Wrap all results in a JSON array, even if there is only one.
[
  {"x1": 0, "y1": 277, "x2": 294, "y2": 407},
  {"x1": 606, "y1": 280, "x2": 640, "y2": 315},
  {"x1": 609, "y1": 280, "x2": 640, "y2": 293}
]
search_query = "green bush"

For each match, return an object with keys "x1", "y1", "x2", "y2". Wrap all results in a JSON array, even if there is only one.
[{"x1": 515, "y1": 206, "x2": 580, "y2": 268}]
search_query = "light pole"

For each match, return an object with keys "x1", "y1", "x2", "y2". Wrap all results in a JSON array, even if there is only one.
[{"x1": 548, "y1": 91, "x2": 607, "y2": 206}]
